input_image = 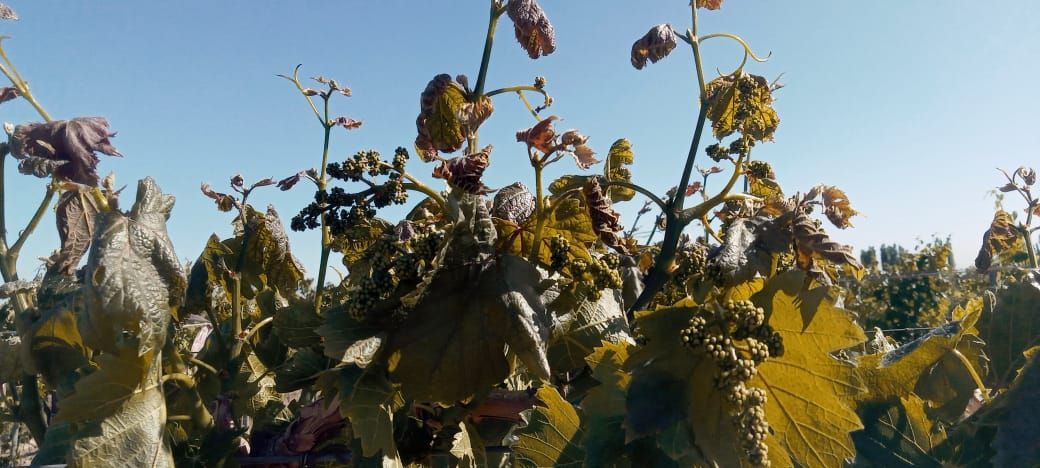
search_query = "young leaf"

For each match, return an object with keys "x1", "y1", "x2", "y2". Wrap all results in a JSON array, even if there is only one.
[
  {"x1": 630, "y1": 24, "x2": 678, "y2": 70},
  {"x1": 513, "y1": 387, "x2": 585, "y2": 467},
  {"x1": 506, "y1": 0, "x2": 557, "y2": 59},
  {"x1": 492, "y1": 181, "x2": 536, "y2": 224},
  {"x1": 415, "y1": 74, "x2": 467, "y2": 160},
  {"x1": 431, "y1": 145, "x2": 493, "y2": 195},
  {"x1": 604, "y1": 138, "x2": 636, "y2": 202},
  {"x1": 583, "y1": 177, "x2": 628, "y2": 254},
  {"x1": 81, "y1": 177, "x2": 184, "y2": 357},
  {"x1": 974, "y1": 210, "x2": 1018, "y2": 272},
  {"x1": 704, "y1": 73, "x2": 780, "y2": 142},
  {"x1": 10, "y1": 117, "x2": 122, "y2": 185},
  {"x1": 52, "y1": 184, "x2": 101, "y2": 274}
]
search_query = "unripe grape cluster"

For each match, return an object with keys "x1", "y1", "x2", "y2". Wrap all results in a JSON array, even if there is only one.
[
  {"x1": 291, "y1": 148, "x2": 411, "y2": 235},
  {"x1": 654, "y1": 241, "x2": 710, "y2": 307},
  {"x1": 547, "y1": 234, "x2": 622, "y2": 301},
  {"x1": 343, "y1": 228, "x2": 444, "y2": 321},
  {"x1": 679, "y1": 299, "x2": 783, "y2": 467}
]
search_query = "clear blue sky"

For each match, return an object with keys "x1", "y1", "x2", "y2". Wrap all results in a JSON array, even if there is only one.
[{"x1": 1, "y1": 1, "x2": 1038, "y2": 279}]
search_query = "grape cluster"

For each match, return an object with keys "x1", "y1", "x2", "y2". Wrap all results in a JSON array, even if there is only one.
[
  {"x1": 291, "y1": 148, "x2": 411, "y2": 235},
  {"x1": 653, "y1": 241, "x2": 710, "y2": 308},
  {"x1": 745, "y1": 160, "x2": 774, "y2": 180},
  {"x1": 705, "y1": 137, "x2": 756, "y2": 163},
  {"x1": 547, "y1": 235, "x2": 622, "y2": 301},
  {"x1": 679, "y1": 299, "x2": 783, "y2": 466},
  {"x1": 343, "y1": 228, "x2": 445, "y2": 321}
]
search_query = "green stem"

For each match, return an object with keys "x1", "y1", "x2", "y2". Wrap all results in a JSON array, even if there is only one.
[
  {"x1": 314, "y1": 95, "x2": 334, "y2": 313},
  {"x1": 528, "y1": 163, "x2": 546, "y2": 262},
  {"x1": 473, "y1": 1, "x2": 507, "y2": 100},
  {"x1": 697, "y1": 32, "x2": 771, "y2": 63},
  {"x1": 951, "y1": 348, "x2": 990, "y2": 403},
  {"x1": 602, "y1": 180, "x2": 668, "y2": 211},
  {"x1": 7, "y1": 185, "x2": 56, "y2": 270},
  {"x1": 239, "y1": 316, "x2": 274, "y2": 343}
]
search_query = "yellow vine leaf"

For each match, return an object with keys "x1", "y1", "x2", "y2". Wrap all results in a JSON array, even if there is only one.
[{"x1": 513, "y1": 386, "x2": 585, "y2": 467}]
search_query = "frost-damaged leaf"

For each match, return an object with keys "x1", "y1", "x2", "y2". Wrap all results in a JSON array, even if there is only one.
[
  {"x1": 334, "y1": 366, "x2": 404, "y2": 458},
  {"x1": 704, "y1": 73, "x2": 780, "y2": 142},
  {"x1": 52, "y1": 184, "x2": 101, "y2": 274},
  {"x1": 791, "y1": 211, "x2": 861, "y2": 284},
  {"x1": 0, "y1": 3, "x2": 18, "y2": 20},
  {"x1": 81, "y1": 177, "x2": 184, "y2": 357},
  {"x1": 507, "y1": 0, "x2": 557, "y2": 59},
  {"x1": 492, "y1": 181, "x2": 536, "y2": 224},
  {"x1": 516, "y1": 115, "x2": 559, "y2": 153},
  {"x1": 631, "y1": 24, "x2": 678, "y2": 70},
  {"x1": 547, "y1": 289, "x2": 630, "y2": 373},
  {"x1": 974, "y1": 210, "x2": 1018, "y2": 272},
  {"x1": 389, "y1": 196, "x2": 550, "y2": 403},
  {"x1": 604, "y1": 138, "x2": 636, "y2": 202},
  {"x1": 979, "y1": 280, "x2": 1040, "y2": 387},
  {"x1": 432, "y1": 145, "x2": 493, "y2": 195},
  {"x1": 696, "y1": 0, "x2": 724, "y2": 10},
  {"x1": 819, "y1": 185, "x2": 859, "y2": 229},
  {"x1": 200, "y1": 183, "x2": 237, "y2": 212},
  {"x1": 852, "y1": 394, "x2": 947, "y2": 467},
  {"x1": 749, "y1": 271, "x2": 866, "y2": 467},
  {"x1": 513, "y1": 386, "x2": 585, "y2": 467},
  {"x1": 562, "y1": 130, "x2": 599, "y2": 169},
  {"x1": 857, "y1": 298, "x2": 983, "y2": 400},
  {"x1": 415, "y1": 74, "x2": 467, "y2": 161},
  {"x1": 583, "y1": 177, "x2": 628, "y2": 254},
  {"x1": 10, "y1": 117, "x2": 122, "y2": 185},
  {"x1": 988, "y1": 347, "x2": 1040, "y2": 467},
  {"x1": 451, "y1": 421, "x2": 488, "y2": 468},
  {"x1": 56, "y1": 349, "x2": 173, "y2": 467},
  {"x1": 0, "y1": 86, "x2": 17, "y2": 103}
]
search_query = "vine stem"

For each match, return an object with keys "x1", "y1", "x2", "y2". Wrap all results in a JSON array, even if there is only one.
[
  {"x1": 473, "y1": 1, "x2": 507, "y2": 100},
  {"x1": 314, "y1": 93, "x2": 334, "y2": 313},
  {"x1": 951, "y1": 348, "x2": 990, "y2": 403},
  {"x1": 528, "y1": 161, "x2": 546, "y2": 262}
]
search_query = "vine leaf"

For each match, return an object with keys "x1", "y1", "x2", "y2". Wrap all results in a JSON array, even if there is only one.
[
  {"x1": 52, "y1": 184, "x2": 101, "y2": 274},
  {"x1": 316, "y1": 305, "x2": 382, "y2": 364},
  {"x1": 450, "y1": 421, "x2": 488, "y2": 468},
  {"x1": 81, "y1": 177, "x2": 184, "y2": 357},
  {"x1": 496, "y1": 196, "x2": 597, "y2": 267},
  {"x1": 547, "y1": 289, "x2": 630, "y2": 373},
  {"x1": 9, "y1": 117, "x2": 122, "y2": 185},
  {"x1": 857, "y1": 298, "x2": 983, "y2": 400},
  {"x1": 56, "y1": 349, "x2": 174, "y2": 467},
  {"x1": 604, "y1": 138, "x2": 636, "y2": 202},
  {"x1": 274, "y1": 348, "x2": 327, "y2": 393},
  {"x1": 630, "y1": 24, "x2": 678, "y2": 70},
  {"x1": 331, "y1": 217, "x2": 393, "y2": 269},
  {"x1": 978, "y1": 279, "x2": 1040, "y2": 387},
  {"x1": 335, "y1": 366, "x2": 403, "y2": 458},
  {"x1": 513, "y1": 386, "x2": 585, "y2": 467},
  {"x1": 974, "y1": 210, "x2": 1019, "y2": 272},
  {"x1": 704, "y1": 73, "x2": 779, "y2": 142},
  {"x1": 415, "y1": 74, "x2": 467, "y2": 160},
  {"x1": 581, "y1": 341, "x2": 632, "y2": 467},
  {"x1": 749, "y1": 271, "x2": 866, "y2": 467},
  {"x1": 389, "y1": 197, "x2": 550, "y2": 403},
  {"x1": 987, "y1": 346, "x2": 1040, "y2": 466},
  {"x1": 19, "y1": 273, "x2": 89, "y2": 387},
  {"x1": 851, "y1": 394, "x2": 946, "y2": 468},
  {"x1": 506, "y1": 0, "x2": 557, "y2": 59},
  {"x1": 271, "y1": 294, "x2": 323, "y2": 349},
  {"x1": 493, "y1": 181, "x2": 536, "y2": 225}
]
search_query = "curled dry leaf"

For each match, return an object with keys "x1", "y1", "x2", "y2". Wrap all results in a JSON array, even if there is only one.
[
  {"x1": 695, "y1": 0, "x2": 724, "y2": 10},
  {"x1": 571, "y1": 143, "x2": 599, "y2": 169},
  {"x1": 277, "y1": 170, "x2": 314, "y2": 191},
  {"x1": 507, "y1": 0, "x2": 557, "y2": 59},
  {"x1": 432, "y1": 145, "x2": 493, "y2": 195},
  {"x1": 51, "y1": 184, "x2": 101, "y2": 274},
  {"x1": 974, "y1": 210, "x2": 1019, "y2": 272},
  {"x1": 1015, "y1": 166, "x2": 1036, "y2": 186},
  {"x1": 791, "y1": 211, "x2": 860, "y2": 284},
  {"x1": 458, "y1": 95, "x2": 494, "y2": 130},
  {"x1": 201, "y1": 182, "x2": 237, "y2": 212},
  {"x1": 583, "y1": 178, "x2": 628, "y2": 254},
  {"x1": 415, "y1": 74, "x2": 468, "y2": 161},
  {"x1": 493, "y1": 181, "x2": 536, "y2": 224},
  {"x1": 819, "y1": 185, "x2": 859, "y2": 229},
  {"x1": 631, "y1": 24, "x2": 678, "y2": 70},
  {"x1": 0, "y1": 3, "x2": 17, "y2": 20},
  {"x1": 10, "y1": 117, "x2": 122, "y2": 185},
  {"x1": 517, "y1": 115, "x2": 559, "y2": 154},
  {"x1": 333, "y1": 116, "x2": 363, "y2": 130},
  {"x1": 0, "y1": 86, "x2": 17, "y2": 104},
  {"x1": 313, "y1": 75, "x2": 352, "y2": 96}
]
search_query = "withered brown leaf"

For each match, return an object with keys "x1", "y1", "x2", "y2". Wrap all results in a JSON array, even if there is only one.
[
  {"x1": 516, "y1": 115, "x2": 559, "y2": 154},
  {"x1": 432, "y1": 145, "x2": 493, "y2": 195},
  {"x1": 695, "y1": 0, "x2": 724, "y2": 10},
  {"x1": 631, "y1": 24, "x2": 678, "y2": 70},
  {"x1": 819, "y1": 185, "x2": 859, "y2": 229},
  {"x1": 10, "y1": 117, "x2": 122, "y2": 185},
  {"x1": 51, "y1": 184, "x2": 101, "y2": 274},
  {"x1": 975, "y1": 210, "x2": 1019, "y2": 272},
  {"x1": 583, "y1": 177, "x2": 628, "y2": 254},
  {"x1": 507, "y1": 0, "x2": 557, "y2": 59}
]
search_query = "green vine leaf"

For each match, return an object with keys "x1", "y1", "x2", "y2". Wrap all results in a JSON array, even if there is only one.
[
  {"x1": 389, "y1": 196, "x2": 550, "y2": 403},
  {"x1": 581, "y1": 341, "x2": 632, "y2": 467},
  {"x1": 331, "y1": 217, "x2": 393, "y2": 269},
  {"x1": 547, "y1": 289, "x2": 630, "y2": 373},
  {"x1": 271, "y1": 294, "x2": 324, "y2": 349},
  {"x1": 335, "y1": 366, "x2": 403, "y2": 458},
  {"x1": 604, "y1": 138, "x2": 636, "y2": 202},
  {"x1": 81, "y1": 177, "x2": 184, "y2": 357},
  {"x1": 450, "y1": 421, "x2": 488, "y2": 468},
  {"x1": 987, "y1": 346, "x2": 1040, "y2": 466},
  {"x1": 704, "y1": 72, "x2": 780, "y2": 142},
  {"x1": 513, "y1": 386, "x2": 585, "y2": 467},
  {"x1": 979, "y1": 280, "x2": 1040, "y2": 387},
  {"x1": 851, "y1": 395, "x2": 946, "y2": 468},
  {"x1": 274, "y1": 348, "x2": 327, "y2": 393}
]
